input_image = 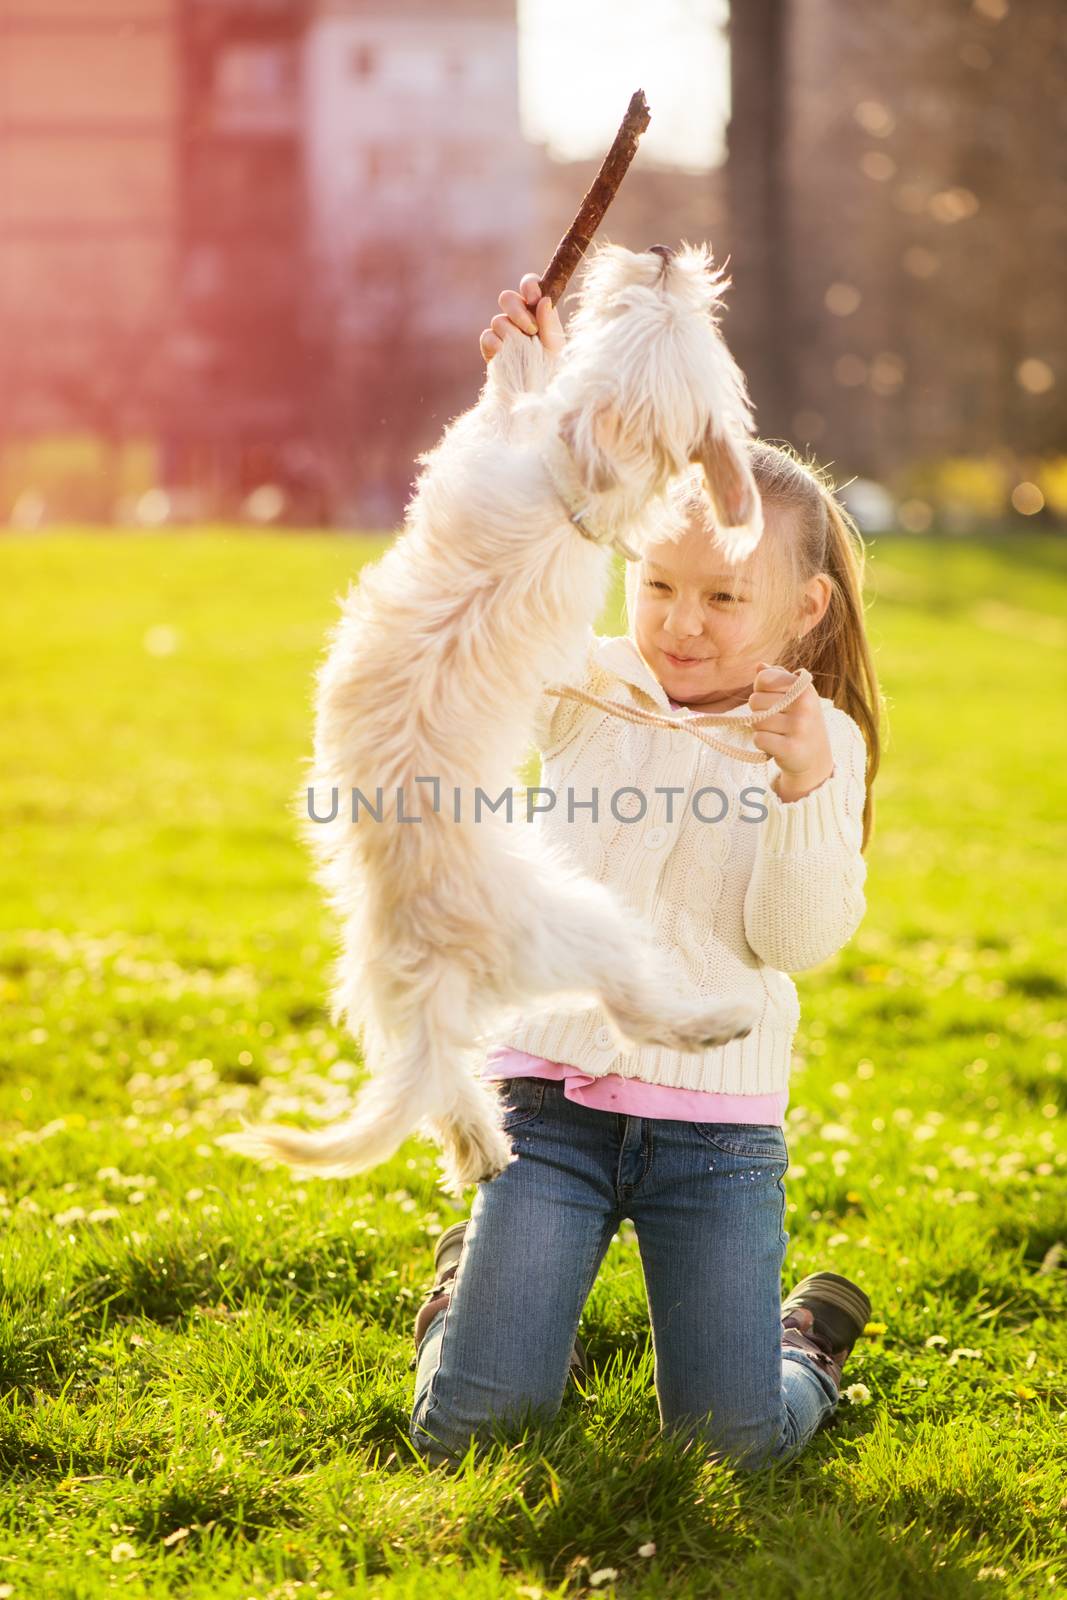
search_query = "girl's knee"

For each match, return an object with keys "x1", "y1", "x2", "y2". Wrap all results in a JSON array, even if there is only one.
[
  {"x1": 406, "y1": 1414, "x2": 460, "y2": 1472},
  {"x1": 666, "y1": 1411, "x2": 784, "y2": 1475},
  {"x1": 408, "y1": 1418, "x2": 464, "y2": 1472},
  {"x1": 409, "y1": 1387, "x2": 564, "y2": 1468}
]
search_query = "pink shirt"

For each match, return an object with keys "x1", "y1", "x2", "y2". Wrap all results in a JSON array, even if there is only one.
[
  {"x1": 482, "y1": 1045, "x2": 788, "y2": 1124},
  {"x1": 479, "y1": 693, "x2": 788, "y2": 1127}
]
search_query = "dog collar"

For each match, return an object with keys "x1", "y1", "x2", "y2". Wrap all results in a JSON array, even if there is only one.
[{"x1": 542, "y1": 458, "x2": 642, "y2": 563}]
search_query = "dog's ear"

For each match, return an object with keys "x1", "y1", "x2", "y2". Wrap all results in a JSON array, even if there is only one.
[
  {"x1": 692, "y1": 424, "x2": 763, "y2": 549},
  {"x1": 559, "y1": 402, "x2": 622, "y2": 495}
]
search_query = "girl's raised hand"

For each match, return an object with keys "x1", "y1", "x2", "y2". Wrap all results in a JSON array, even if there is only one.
[
  {"x1": 479, "y1": 273, "x2": 565, "y2": 365},
  {"x1": 749, "y1": 663, "x2": 835, "y2": 800}
]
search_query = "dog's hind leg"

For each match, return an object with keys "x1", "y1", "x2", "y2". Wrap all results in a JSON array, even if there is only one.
[
  {"x1": 422, "y1": 1060, "x2": 519, "y2": 1202},
  {"x1": 511, "y1": 860, "x2": 758, "y2": 1054}
]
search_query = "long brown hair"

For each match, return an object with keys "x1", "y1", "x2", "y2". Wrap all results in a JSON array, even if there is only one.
[{"x1": 626, "y1": 439, "x2": 885, "y2": 851}]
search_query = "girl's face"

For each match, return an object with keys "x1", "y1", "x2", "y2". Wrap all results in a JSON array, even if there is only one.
[{"x1": 633, "y1": 510, "x2": 787, "y2": 709}]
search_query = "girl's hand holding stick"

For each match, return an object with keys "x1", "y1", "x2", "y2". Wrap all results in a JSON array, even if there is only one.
[{"x1": 480, "y1": 88, "x2": 652, "y2": 366}]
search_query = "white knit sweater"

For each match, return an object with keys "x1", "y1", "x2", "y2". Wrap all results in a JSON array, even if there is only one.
[{"x1": 486, "y1": 629, "x2": 869, "y2": 1097}]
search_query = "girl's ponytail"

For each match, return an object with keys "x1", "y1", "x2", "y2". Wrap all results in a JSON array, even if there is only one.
[{"x1": 793, "y1": 481, "x2": 884, "y2": 852}]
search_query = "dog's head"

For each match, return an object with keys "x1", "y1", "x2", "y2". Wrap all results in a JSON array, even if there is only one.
[{"x1": 553, "y1": 241, "x2": 763, "y2": 561}]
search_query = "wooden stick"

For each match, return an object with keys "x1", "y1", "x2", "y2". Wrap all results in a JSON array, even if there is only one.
[{"x1": 538, "y1": 89, "x2": 652, "y2": 306}]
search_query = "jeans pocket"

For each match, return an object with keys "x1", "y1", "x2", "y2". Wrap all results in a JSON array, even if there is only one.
[
  {"x1": 495, "y1": 1074, "x2": 548, "y2": 1131},
  {"x1": 692, "y1": 1121, "x2": 789, "y2": 1164}
]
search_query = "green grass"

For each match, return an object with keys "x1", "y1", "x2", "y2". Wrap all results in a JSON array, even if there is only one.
[{"x1": 0, "y1": 527, "x2": 1064, "y2": 1598}]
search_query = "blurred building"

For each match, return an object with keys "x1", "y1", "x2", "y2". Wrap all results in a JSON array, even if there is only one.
[
  {"x1": 301, "y1": 0, "x2": 535, "y2": 522},
  {"x1": 0, "y1": 0, "x2": 179, "y2": 517},
  {"x1": 0, "y1": 0, "x2": 534, "y2": 524},
  {"x1": 171, "y1": 0, "x2": 310, "y2": 503}
]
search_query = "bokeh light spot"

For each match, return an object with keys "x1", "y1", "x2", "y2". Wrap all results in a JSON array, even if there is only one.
[
  {"x1": 929, "y1": 187, "x2": 980, "y2": 224},
  {"x1": 861, "y1": 151, "x2": 897, "y2": 181},
  {"x1": 834, "y1": 354, "x2": 868, "y2": 388},
  {"x1": 1011, "y1": 482, "x2": 1044, "y2": 516},
  {"x1": 1015, "y1": 359, "x2": 1055, "y2": 396},
  {"x1": 853, "y1": 99, "x2": 896, "y2": 137},
  {"x1": 825, "y1": 282, "x2": 862, "y2": 317},
  {"x1": 143, "y1": 625, "x2": 182, "y2": 657},
  {"x1": 903, "y1": 246, "x2": 940, "y2": 279},
  {"x1": 899, "y1": 499, "x2": 934, "y2": 533},
  {"x1": 870, "y1": 353, "x2": 906, "y2": 396},
  {"x1": 136, "y1": 489, "x2": 171, "y2": 527}
]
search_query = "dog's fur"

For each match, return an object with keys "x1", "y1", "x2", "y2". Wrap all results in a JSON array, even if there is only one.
[{"x1": 220, "y1": 243, "x2": 765, "y2": 1200}]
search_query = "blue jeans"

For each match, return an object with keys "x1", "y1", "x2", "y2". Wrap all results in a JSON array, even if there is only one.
[{"x1": 409, "y1": 1077, "x2": 839, "y2": 1474}]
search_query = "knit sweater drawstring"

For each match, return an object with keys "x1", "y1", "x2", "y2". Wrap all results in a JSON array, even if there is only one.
[{"x1": 545, "y1": 668, "x2": 815, "y2": 766}]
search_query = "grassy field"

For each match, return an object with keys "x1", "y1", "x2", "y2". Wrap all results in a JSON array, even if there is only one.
[{"x1": 0, "y1": 528, "x2": 1064, "y2": 1599}]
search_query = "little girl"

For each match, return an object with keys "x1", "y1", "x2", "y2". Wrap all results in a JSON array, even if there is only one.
[{"x1": 409, "y1": 274, "x2": 883, "y2": 1476}]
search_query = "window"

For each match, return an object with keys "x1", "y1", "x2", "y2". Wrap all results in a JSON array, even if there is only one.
[
  {"x1": 213, "y1": 43, "x2": 298, "y2": 132},
  {"x1": 363, "y1": 143, "x2": 418, "y2": 183}
]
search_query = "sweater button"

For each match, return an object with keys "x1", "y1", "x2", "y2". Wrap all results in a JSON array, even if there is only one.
[
  {"x1": 644, "y1": 826, "x2": 667, "y2": 849},
  {"x1": 594, "y1": 1026, "x2": 615, "y2": 1049}
]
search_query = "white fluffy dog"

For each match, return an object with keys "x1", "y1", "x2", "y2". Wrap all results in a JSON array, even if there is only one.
[{"x1": 221, "y1": 242, "x2": 765, "y2": 1200}]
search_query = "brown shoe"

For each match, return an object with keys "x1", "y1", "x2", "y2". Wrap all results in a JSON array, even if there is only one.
[
  {"x1": 410, "y1": 1220, "x2": 589, "y2": 1385},
  {"x1": 780, "y1": 1270, "x2": 872, "y2": 1392}
]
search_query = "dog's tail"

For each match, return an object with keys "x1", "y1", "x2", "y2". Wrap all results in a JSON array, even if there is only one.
[
  {"x1": 216, "y1": 1070, "x2": 426, "y2": 1181},
  {"x1": 217, "y1": 966, "x2": 514, "y2": 1198}
]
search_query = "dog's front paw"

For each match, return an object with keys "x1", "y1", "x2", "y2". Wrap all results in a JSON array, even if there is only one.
[
  {"x1": 486, "y1": 329, "x2": 559, "y2": 410},
  {"x1": 652, "y1": 998, "x2": 760, "y2": 1054}
]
